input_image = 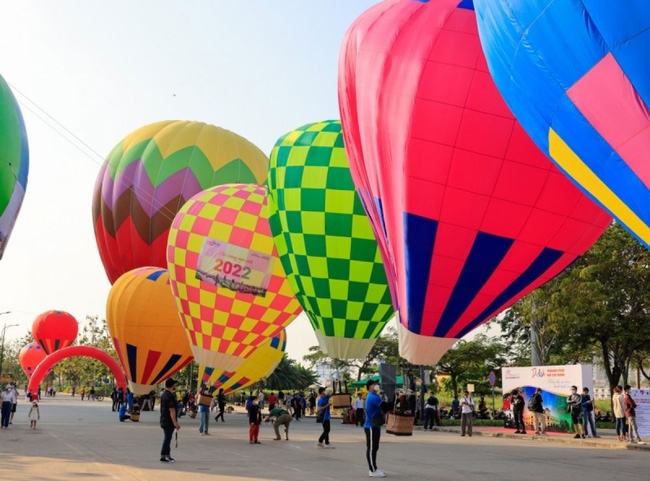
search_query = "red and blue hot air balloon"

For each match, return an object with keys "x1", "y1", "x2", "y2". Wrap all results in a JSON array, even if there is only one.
[
  {"x1": 475, "y1": 0, "x2": 650, "y2": 248},
  {"x1": 338, "y1": 0, "x2": 611, "y2": 364}
]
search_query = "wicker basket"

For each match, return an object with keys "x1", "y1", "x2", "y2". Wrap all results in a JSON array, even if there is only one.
[
  {"x1": 385, "y1": 412, "x2": 414, "y2": 436},
  {"x1": 197, "y1": 393, "x2": 213, "y2": 407},
  {"x1": 331, "y1": 393, "x2": 351, "y2": 409},
  {"x1": 130, "y1": 413, "x2": 140, "y2": 422}
]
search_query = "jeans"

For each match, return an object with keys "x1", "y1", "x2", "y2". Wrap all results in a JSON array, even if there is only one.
[
  {"x1": 513, "y1": 410, "x2": 525, "y2": 431},
  {"x1": 318, "y1": 419, "x2": 331, "y2": 444},
  {"x1": 199, "y1": 410, "x2": 209, "y2": 434},
  {"x1": 423, "y1": 408, "x2": 436, "y2": 429},
  {"x1": 582, "y1": 411, "x2": 597, "y2": 436},
  {"x1": 1, "y1": 401, "x2": 11, "y2": 427},
  {"x1": 365, "y1": 426, "x2": 381, "y2": 471},
  {"x1": 615, "y1": 417, "x2": 626, "y2": 436},
  {"x1": 161, "y1": 424, "x2": 175, "y2": 456}
]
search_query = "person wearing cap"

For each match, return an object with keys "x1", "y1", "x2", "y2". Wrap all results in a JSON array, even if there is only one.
[
  {"x1": 160, "y1": 378, "x2": 181, "y2": 463},
  {"x1": 315, "y1": 387, "x2": 334, "y2": 448},
  {"x1": 364, "y1": 379, "x2": 385, "y2": 478}
]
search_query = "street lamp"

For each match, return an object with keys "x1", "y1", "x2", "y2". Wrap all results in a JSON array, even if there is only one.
[{"x1": 0, "y1": 313, "x2": 18, "y2": 381}]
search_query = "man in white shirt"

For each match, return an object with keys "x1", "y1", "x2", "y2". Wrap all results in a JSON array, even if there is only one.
[
  {"x1": 460, "y1": 390, "x2": 475, "y2": 437},
  {"x1": 353, "y1": 392, "x2": 365, "y2": 426}
]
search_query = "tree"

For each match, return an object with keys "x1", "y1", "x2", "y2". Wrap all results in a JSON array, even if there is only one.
[
  {"x1": 265, "y1": 354, "x2": 317, "y2": 391},
  {"x1": 436, "y1": 335, "x2": 507, "y2": 397}
]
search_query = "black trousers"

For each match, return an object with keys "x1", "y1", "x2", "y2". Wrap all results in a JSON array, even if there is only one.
[
  {"x1": 364, "y1": 426, "x2": 381, "y2": 471},
  {"x1": 318, "y1": 419, "x2": 330, "y2": 444},
  {"x1": 356, "y1": 408, "x2": 365, "y2": 426}
]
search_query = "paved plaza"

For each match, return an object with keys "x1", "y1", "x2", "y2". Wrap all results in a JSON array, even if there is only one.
[{"x1": 0, "y1": 395, "x2": 647, "y2": 481}]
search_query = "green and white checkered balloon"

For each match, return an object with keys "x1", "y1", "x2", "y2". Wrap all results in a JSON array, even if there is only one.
[{"x1": 267, "y1": 120, "x2": 394, "y2": 359}]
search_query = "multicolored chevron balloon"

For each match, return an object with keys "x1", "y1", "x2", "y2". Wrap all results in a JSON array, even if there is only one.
[
  {"x1": 198, "y1": 329, "x2": 286, "y2": 394},
  {"x1": 92, "y1": 120, "x2": 269, "y2": 284},
  {"x1": 0, "y1": 74, "x2": 29, "y2": 260},
  {"x1": 166, "y1": 183, "x2": 302, "y2": 372},
  {"x1": 267, "y1": 120, "x2": 394, "y2": 360}
]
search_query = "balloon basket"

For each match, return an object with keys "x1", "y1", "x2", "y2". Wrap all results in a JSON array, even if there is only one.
[
  {"x1": 385, "y1": 413, "x2": 414, "y2": 436},
  {"x1": 197, "y1": 394, "x2": 213, "y2": 407},
  {"x1": 188, "y1": 410, "x2": 197, "y2": 419},
  {"x1": 331, "y1": 393, "x2": 351, "y2": 409},
  {"x1": 130, "y1": 413, "x2": 140, "y2": 422}
]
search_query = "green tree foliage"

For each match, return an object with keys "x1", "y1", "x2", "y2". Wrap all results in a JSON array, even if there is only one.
[
  {"x1": 2, "y1": 333, "x2": 34, "y2": 387},
  {"x1": 436, "y1": 334, "x2": 507, "y2": 397},
  {"x1": 265, "y1": 354, "x2": 317, "y2": 391}
]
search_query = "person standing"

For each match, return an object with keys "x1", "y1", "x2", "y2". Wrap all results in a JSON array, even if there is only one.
[
  {"x1": 160, "y1": 378, "x2": 181, "y2": 463},
  {"x1": 423, "y1": 393, "x2": 438, "y2": 431},
  {"x1": 1, "y1": 386, "x2": 13, "y2": 428},
  {"x1": 510, "y1": 389, "x2": 526, "y2": 434},
  {"x1": 460, "y1": 390, "x2": 475, "y2": 437},
  {"x1": 624, "y1": 385, "x2": 643, "y2": 443},
  {"x1": 248, "y1": 399, "x2": 262, "y2": 444},
  {"x1": 214, "y1": 388, "x2": 226, "y2": 422},
  {"x1": 28, "y1": 401, "x2": 40, "y2": 429},
  {"x1": 612, "y1": 385, "x2": 627, "y2": 441},
  {"x1": 530, "y1": 387, "x2": 546, "y2": 435},
  {"x1": 198, "y1": 387, "x2": 210, "y2": 436},
  {"x1": 581, "y1": 387, "x2": 598, "y2": 438},
  {"x1": 268, "y1": 392, "x2": 277, "y2": 411},
  {"x1": 9, "y1": 384, "x2": 18, "y2": 425},
  {"x1": 308, "y1": 391, "x2": 316, "y2": 415},
  {"x1": 354, "y1": 392, "x2": 365, "y2": 427},
  {"x1": 266, "y1": 405, "x2": 292, "y2": 440},
  {"x1": 316, "y1": 387, "x2": 334, "y2": 448},
  {"x1": 567, "y1": 385, "x2": 585, "y2": 439},
  {"x1": 364, "y1": 379, "x2": 385, "y2": 478}
]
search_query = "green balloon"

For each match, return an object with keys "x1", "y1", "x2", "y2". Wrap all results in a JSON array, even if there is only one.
[{"x1": 268, "y1": 120, "x2": 394, "y2": 359}]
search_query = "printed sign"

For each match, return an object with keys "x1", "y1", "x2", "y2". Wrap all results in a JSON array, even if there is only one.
[
  {"x1": 631, "y1": 389, "x2": 650, "y2": 437},
  {"x1": 196, "y1": 237, "x2": 275, "y2": 297}
]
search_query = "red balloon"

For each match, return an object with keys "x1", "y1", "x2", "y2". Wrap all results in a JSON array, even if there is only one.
[
  {"x1": 338, "y1": 0, "x2": 611, "y2": 364},
  {"x1": 32, "y1": 310, "x2": 79, "y2": 354},
  {"x1": 18, "y1": 342, "x2": 47, "y2": 378}
]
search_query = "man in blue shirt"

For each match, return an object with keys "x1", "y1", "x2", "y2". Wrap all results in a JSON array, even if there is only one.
[
  {"x1": 316, "y1": 387, "x2": 334, "y2": 448},
  {"x1": 364, "y1": 379, "x2": 385, "y2": 478}
]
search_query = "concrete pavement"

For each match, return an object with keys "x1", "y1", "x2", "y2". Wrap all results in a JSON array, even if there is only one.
[{"x1": 0, "y1": 395, "x2": 647, "y2": 481}]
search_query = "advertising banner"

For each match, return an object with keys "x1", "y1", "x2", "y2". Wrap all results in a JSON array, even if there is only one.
[
  {"x1": 502, "y1": 365, "x2": 593, "y2": 433},
  {"x1": 631, "y1": 389, "x2": 650, "y2": 437}
]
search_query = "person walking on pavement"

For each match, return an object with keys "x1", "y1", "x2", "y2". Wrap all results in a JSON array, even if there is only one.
[
  {"x1": 567, "y1": 385, "x2": 585, "y2": 439},
  {"x1": 265, "y1": 406, "x2": 292, "y2": 440},
  {"x1": 460, "y1": 390, "x2": 475, "y2": 437},
  {"x1": 316, "y1": 387, "x2": 334, "y2": 448},
  {"x1": 214, "y1": 388, "x2": 226, "y2": 422},
  {"x1": 159, "y1": 378, "x2": 181, "y2": 463},
  {"x1": 354, "y1": 392, "x2": 365, "y2": 427},
  {"x1": 529, "y1": 387, "x2": 547, "y2": 435},
  {"x1": 364, "y1": 379, "x2": 386, "y2": 478}
]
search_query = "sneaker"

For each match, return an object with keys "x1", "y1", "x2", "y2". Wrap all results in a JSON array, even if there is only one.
[
  {"x1": 254, "y1": 441, "x2": 261, "y2": 444},
  {"x1": 273, "y1": 438, "x2": 282, "y2": 441},
  {"x1": 521, "y1": 431, "x2": 527, "y2": 435},
  {"x1": 514, "y1": 430, "x2": 521, "y2": 434},
  {"x1": 573, "y1": 434, "x2": 581, "y2": 439},
  {"x1": 369, "y1": 470, "x2": 386, "y2": 478},
  {"x1": 581, "y1": 434, "x2": 585, "y2": 439},
  {"x1": 200, "y1": 433, "x2": 205, "y2": 436},
  {"x1": 160, "y1": 456, "x2": 175, "y2": 463},
  {"x1": 316, "y1": 442, "x2": 325, "y2": 448},
  {"x1": 323, "y1": 444, "x2": 335, "y2": 449},
  {"x1": 541, "y1": 432, "x2": 548, "y2": 436}
]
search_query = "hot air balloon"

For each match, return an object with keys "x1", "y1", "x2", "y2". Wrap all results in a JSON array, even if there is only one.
[
  {"x1": 198, "y1": 329, "x2": 287, "y2": 394},
  {"x1": 32, "y1": 310, "x2": 78, "y2": 354},
  {"x1": 106, "y1": 267, "x2": 194, "y2": 394},
  {"x1": 0, "y1": 74, "x2": 29, "y2": 259},
  {"x1": 267, "y1": 120, "x2": 394, "y2": 359},
  {"x1": 338, "y1": 0, "x2": 611, "y2": 364},
  {"x1": 93, "y1": 120, "x2": 270, "y2": 284},
  {"x1": 167, "y1": 183, "x2": 302, "y2": 372},
  {"x1": 474, "y1": 1, "x2": 650, "y2": 248},
  {"x1": 18, "y1": 342, "x2": 47, "y2": 378}
]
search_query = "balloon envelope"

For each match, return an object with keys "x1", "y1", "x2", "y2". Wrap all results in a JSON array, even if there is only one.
[
  {"x1": 474, "y1": 0, "x2": 650, "y2": 248},
  {"x1": 32, "y1": 310, "x2": 78, "y2": 354},
  {"x1": 0, "y1": 74, "x2": 28, "y2": 259},
  {"x1": 198, "y1": 329, "x2": 287, "y2": 394},
  {"x1": 338, "y1": 0, "x2": 611, "y2": 364},
  {"x1": 106, "y1": 267, "x2": 194, "y2": 394},
  {"x1": 267, "y1": 120, "x2": 394, "y2": 359},
  {"x1": 167, "y1": 183, "x2": 302, "y2": 372},
  {"x1": 93, "y1": 120, "x2": 270, "y2": 284},
  {"x1": 18, "y1": 342, "x2": 47, "y2": 378}
]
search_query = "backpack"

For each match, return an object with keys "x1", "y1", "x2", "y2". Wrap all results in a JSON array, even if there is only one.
[{"x1": 528, "y1": 394, "x2": 539, "y2": 411}]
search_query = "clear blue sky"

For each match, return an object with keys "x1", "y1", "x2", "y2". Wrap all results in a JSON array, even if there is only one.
[{"x1": 0, "y1": 1, "x2": 380, "y2": 362}]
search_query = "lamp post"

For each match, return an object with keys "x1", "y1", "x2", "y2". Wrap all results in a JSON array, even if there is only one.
[{"x1": 0, "y1": 313, "x2": 18, "y2": 381}]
